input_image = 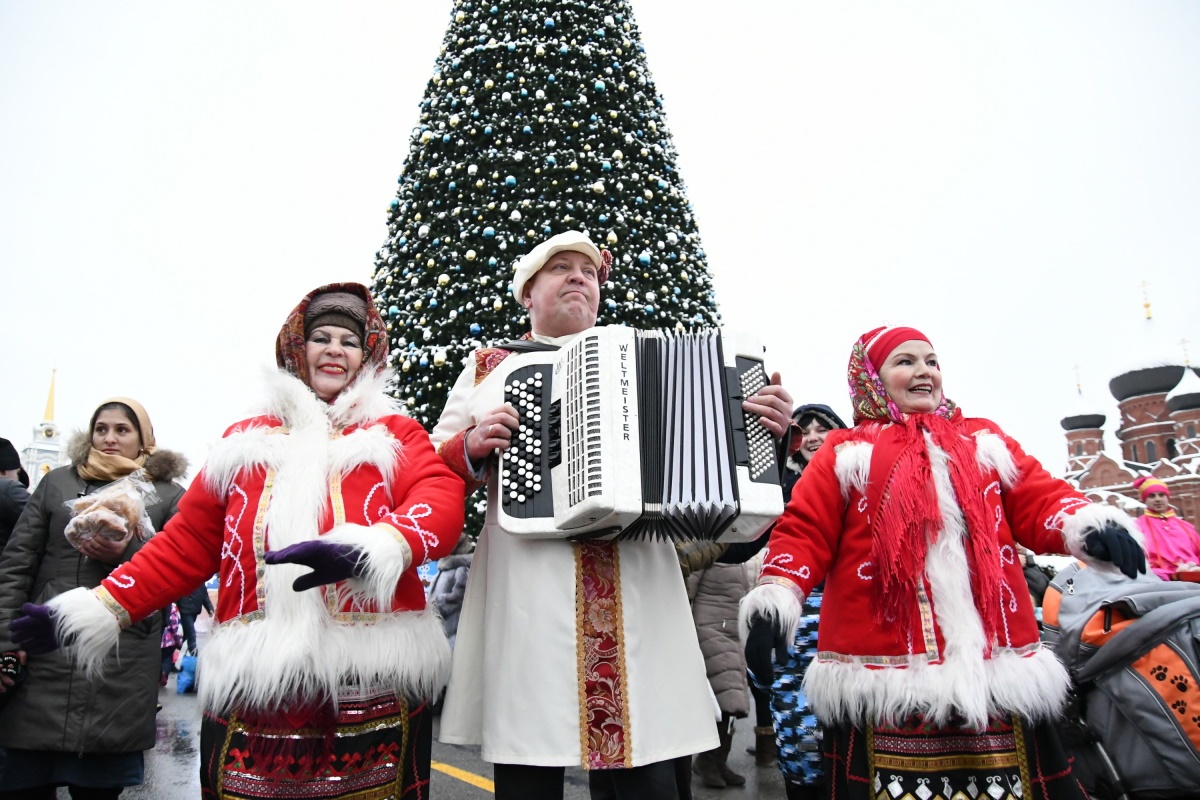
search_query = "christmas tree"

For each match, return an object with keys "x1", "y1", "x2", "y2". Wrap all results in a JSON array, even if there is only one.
[{"x1": 371, "y1": 0, "x2": 722, "y2": 529}]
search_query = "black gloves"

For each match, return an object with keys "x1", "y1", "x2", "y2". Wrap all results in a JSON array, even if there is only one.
[
  {"x1": 1084, "y1": 523, "x2": 1147, "y2": 580},
  {"x1": 744, "y1": 614, "x2": 789, "y2": 688}
]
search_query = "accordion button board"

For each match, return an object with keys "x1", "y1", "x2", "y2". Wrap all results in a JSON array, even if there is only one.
[{"x1": 495, "y1": 325, "x2": 783, "y2": 542}]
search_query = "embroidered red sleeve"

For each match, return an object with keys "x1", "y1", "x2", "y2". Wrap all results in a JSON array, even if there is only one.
[
  {"x1": 99, "y1": 471, "x2": 226, "y2": 626},
  {"x1": 759, "y1": 441, "x2": 844, "y2": 596},
  {"x1": 380, "y1": 418, "x2": 467, "y2": 567},
  {"x1": 436, "y1": 427, "x2": 486, "y2": 494},
  {"x1": 989, "y1": 424, "x2": 1091, "y2": 555}
]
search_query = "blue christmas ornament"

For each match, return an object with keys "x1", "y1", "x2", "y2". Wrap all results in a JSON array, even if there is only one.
[
  {"x1": 606, "y1": 299, "x2": 617, "y2": 310},
  {"x1": 644, "y1": 305, "x2": 655, "y2": 314},
  {"x1": 543, "y1": 17, "x2": 555, "y2": 28},
  {"x1": 448, "y1": 182, "x2": 456, "y2": 190},
  {"x1": 505, "y1": 175, "x2": 517, "y2": 186},
  {"x1": 470, "y1": 323, "x2": 482, "y2": 336},
  {"x1": 638, "y1": 252, "x2": 652, "y2": 266},
  {"x1": 484, "y1": 126, "x2": 493, "y2": 135},
  {"x1": 388, "y1": 305, "x2": 400, "y2": 318},
  {"x1": 547, "y1": 74, "x2": 556, "y2": 82},
  {"x1": 420, "y1": 357, "x2": 429, "y2": 367},
  {"x1": 488, "y1": 257, "x2": 498, "y2": 267},
  {"x1": 390, "y1": 199, "x2": 399, "y2": 209},
  {"x1": 506, "y1": 72, "x2": 515, "y2": 80},
  {"x1": 598, "y1": 214, "x2": 608, "y2": 224},
  {"x1": 546, "y1": 155, "x2": 556, "y2": 166},
  {"x1": 483, "y1": 227, "x2": 496, "y2": 238},
  {"x1": 559, "y1": 44, "x2": 569, "y2": 54},
  {"x1": 507, "y1": 43, "x2": 516, "y2": 51},
  {"x1": 601, "y1": 161, "x2": 612, "y2": 171},
  {"x1": 594, "y1": 80, "x2": 606, "y2": 92},
  {"x1": 429, "y1": 298, "x2": 438, "y2": 308},
  {"x1": 442, "y1": 134, "x2": 451, "y2": 142},
  {"x1": 522, "y1": 125, "x2": 532, "y2": 134}
]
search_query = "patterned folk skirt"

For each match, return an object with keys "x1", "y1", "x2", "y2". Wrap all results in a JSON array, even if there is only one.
[
  {"x1": 821, "y1": 715, "x2": 1088, "y2": 800},
  {"x1": 770, "y1": 588, "x2": 825, "y2": 788},
  {"x1": 199, "y1": 688, "x2": 432, "y2": 799}
]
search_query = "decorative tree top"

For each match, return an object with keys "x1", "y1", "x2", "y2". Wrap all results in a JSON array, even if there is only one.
[{"x1": 372, "y1": 0, "x2": 722, "y2": 433}]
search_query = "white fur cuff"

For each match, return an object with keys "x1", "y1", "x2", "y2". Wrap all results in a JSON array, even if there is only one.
[
  {"x1": 1058, "y1": 502, "x2": 1144, "y2": 574},
  {"x1": 47, "y1": 587, "x2": 123, "y2": 680},
  {"x1": 738, "y1": 582, "x2": 803, "y2": 646},
  {"x1": 323, "y1": 523, "x2": 413, "y2": 607}
]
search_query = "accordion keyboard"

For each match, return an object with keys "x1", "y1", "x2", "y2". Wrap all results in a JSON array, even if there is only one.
[
  {"x1": 735, "y1": 359, "x2": 778, "y2": 482},
  {"x1": 500, "y1": 367, "x2": 556, "y2": 518}
]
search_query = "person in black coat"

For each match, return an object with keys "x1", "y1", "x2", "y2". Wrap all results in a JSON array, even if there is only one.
[
  {"x1": 0, "y1": 437, "x2": 30, "y2": 553},
  {"x1": 175, "y1": 582, "x2": 214, "y2": 655}
]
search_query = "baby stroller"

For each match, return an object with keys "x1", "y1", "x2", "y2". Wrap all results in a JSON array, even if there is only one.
[{"x1": 1041, "y1": 561, "x2": 1200, "y2": 799}]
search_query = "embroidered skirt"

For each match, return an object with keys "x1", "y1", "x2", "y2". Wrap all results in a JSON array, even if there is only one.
[
  {"x1": 822, "y1": 716, "x2": 1087, "y2": 800},
  {"x1": 199, "y1": 689, "x2": 431, "y2": 799}
]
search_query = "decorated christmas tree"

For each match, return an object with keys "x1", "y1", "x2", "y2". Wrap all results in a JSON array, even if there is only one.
[{"x1": 371, "y1": 0, "x2": 722, "y2": 528}]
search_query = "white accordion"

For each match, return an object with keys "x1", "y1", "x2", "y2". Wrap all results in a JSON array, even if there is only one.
[{"x1": 495, "y1": 325, "x2": 783, "y2": 542}]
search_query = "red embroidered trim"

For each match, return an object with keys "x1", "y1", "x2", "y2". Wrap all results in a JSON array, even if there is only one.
[
  {"x1": 575, "y1": 541, "x2": 632, "y2": 769},
  {"x1": 474, "y1": 348, "x2": 514, "y2": 386},
  {"x1": 435, "y1": 429, "x2": 485, "y2": 494}
]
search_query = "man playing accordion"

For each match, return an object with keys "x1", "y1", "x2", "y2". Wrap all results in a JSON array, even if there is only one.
[{"x1": 433, "y1": 231, "x2": 793, "y2": 800}]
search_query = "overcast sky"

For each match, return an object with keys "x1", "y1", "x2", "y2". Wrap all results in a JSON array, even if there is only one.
[{"x1": 2, "y1": 1, "x2": 1198, "y2": 484}]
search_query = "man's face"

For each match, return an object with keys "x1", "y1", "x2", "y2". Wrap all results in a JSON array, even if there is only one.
[
  {"x1": 1145, "y1": 491, "x2": 1171, "y2": 513},
  {"x1": 523, "y1": 249, "x2": 600, "y2": 337}
]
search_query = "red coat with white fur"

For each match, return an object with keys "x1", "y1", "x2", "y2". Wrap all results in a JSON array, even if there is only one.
[
  {"x1": 53, "y1": 370, "x2": 465, "y2": 716},
  {"x1": 743, "y1": 417, "x2": 1139, "y2": 730}
]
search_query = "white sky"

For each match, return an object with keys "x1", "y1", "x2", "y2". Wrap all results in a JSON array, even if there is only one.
[{"x1": 2, "y1": 1, "x2": 1198, "y2": 484}]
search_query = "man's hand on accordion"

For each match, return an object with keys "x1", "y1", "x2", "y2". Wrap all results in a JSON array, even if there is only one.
[
  {"x1": 467, "y1": 404, "x2": 521, "y2": 465},
  {"x1": 742, "y1": 371, "x2": 793, "y2": 439}
]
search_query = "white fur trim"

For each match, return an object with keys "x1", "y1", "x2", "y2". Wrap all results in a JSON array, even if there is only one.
[
  {"x1": 199, "y1": 609, "x2": 450, "y2": 713},
  {"x1": 323, "y1": 523, "x2": 412, "y2": 608},
  {"x1": 738, "y1": 582, "x2": 803, "y2": 646},
  {"x1": 974, "y1": 431, "x2": 1020, "y2": 489},
  {"x1": 834, "y1": 441, "x2": 872, "y2": 500},
  {"x1": 1058, "y1": 501, "x2": 1144, "y2": 573},
  {"x1": 803, "y1": 646, "x2": 1069, "y2": 728},
  {"x1": 46, "y1": 587, "x2": 122, "y2": 681}
]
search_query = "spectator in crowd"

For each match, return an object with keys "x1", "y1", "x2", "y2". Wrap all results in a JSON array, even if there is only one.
[
  {"x1": 0, "y1": 399, "x2": 187, "y2": 798},
  {"x1": 1133, "y1": 476, "x2": 1200, "y2": 581},
  {"x1": 0, "y1": 438, "x2": 30, "y2": 552},
  {"x1": 175, "y1": 582, "x2": 213, "y2": 655}
]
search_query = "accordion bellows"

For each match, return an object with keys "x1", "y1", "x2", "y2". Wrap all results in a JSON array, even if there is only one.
[{"x1": 496, "y1": 325, "x2": 783, "y2": 542}]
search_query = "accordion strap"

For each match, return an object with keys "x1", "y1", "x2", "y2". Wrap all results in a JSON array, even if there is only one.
[{"x1": 498, "y1": 339, "x2": 561, "y2": 354}]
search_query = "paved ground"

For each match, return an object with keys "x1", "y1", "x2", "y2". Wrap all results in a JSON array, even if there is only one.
[
  {"x1": 106, "y1": 679, "x2": 787, "y2": 799},
  {"x1": 62, "y1": 619, "x2": 787, "y2": 798}
]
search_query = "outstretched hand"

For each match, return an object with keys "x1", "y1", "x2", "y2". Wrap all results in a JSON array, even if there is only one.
[
  {"x1": 743, "y1": 372, "x2": 793, "y2": 439},
  {"x1": 264, "y1": 540, "x2": 365, "y2": 592},
  {"x1": 11, "y1": 603, "x2": 58, "y2": 656},
  {"x1": 466, "y1": 404, "x2": 521, "y2": 463},
  {"x1": 1084, "y1": 523, "x2": 1147, "y2": 580},
  {"x1": 744, "y1": 613, "x2": 789, "y2": 689}
]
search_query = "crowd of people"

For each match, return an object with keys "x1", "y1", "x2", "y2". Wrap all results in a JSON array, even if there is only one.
[{"x1": 0, "y1": 228, "x2": 1192, "y2": 800}]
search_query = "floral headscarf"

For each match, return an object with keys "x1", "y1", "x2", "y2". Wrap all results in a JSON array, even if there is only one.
[
  {"x1": 848, "y1": 325, "x2": 958, "y2": 423},
  {"x1": 275, "y1": 282, "x2": 388, "y2": 392}
]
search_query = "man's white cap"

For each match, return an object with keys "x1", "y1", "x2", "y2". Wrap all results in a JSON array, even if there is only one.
[{"x1": 511, "y1": 230, "x2": 603, "y2": 304}]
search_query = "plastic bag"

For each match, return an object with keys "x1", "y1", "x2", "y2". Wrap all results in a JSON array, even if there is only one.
[
  {"x1": 176, "y1": 652, "x2": 197, "y2": 694},
  {"x1": 64, "y1": 473, "x2": 158, "y2": 549}
]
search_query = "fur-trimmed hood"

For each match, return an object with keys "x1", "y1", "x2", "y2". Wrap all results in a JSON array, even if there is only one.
[{"x1": 66, "y1": 431, "x2": 189, "y2": 483}]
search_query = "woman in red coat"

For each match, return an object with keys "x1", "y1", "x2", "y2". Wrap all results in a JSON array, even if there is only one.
[
  {"x1": 741, "y1": 326, "x2": 1145, "y2": 800},
  {"x1": 13, "y1": 283, "x2": 465, "y2": 799}
]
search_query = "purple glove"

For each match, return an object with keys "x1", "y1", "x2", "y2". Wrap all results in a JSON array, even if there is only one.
[
  {"x1": 11, "y1": 603, "x2": 59, "y2": 655},
  {"x1": 264, "y1": 540, "x2": 365, "y2": 592}
]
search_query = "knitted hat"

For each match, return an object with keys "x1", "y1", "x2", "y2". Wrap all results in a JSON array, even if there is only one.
[
  {"x1": 791, "y1": 404, "x2": 848, "y2": 432},
  {"x1": 304, "y1": 291, "x2": 368, "y2": 340},
  {"x1": 0, "y1": 437, "x2": 19, "y2": 471},
  {"x1": 1133, "y1": 476, "x2": 1170, "y2": 500},
  {"x1": 864, "y1": 325, "x2": 932, "y2": 368},
  {"x1": 511, "y1": 231, "x2": 611, "y2": 304}
]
